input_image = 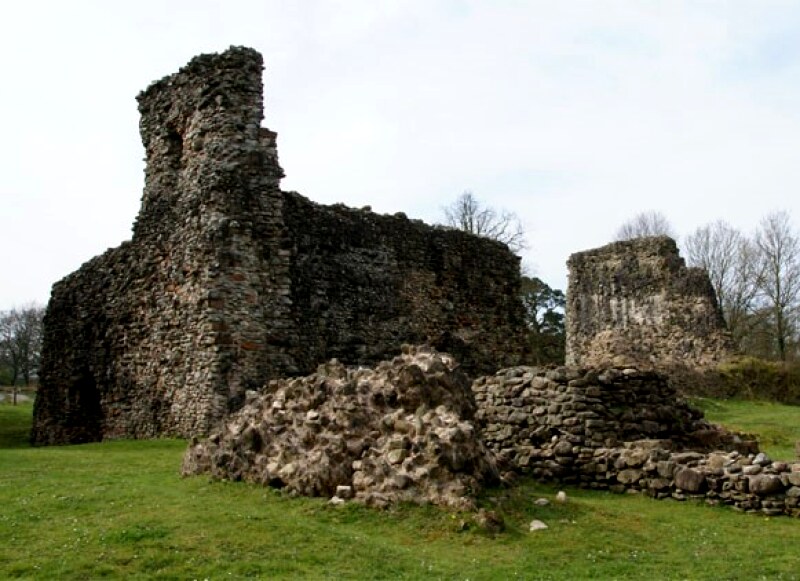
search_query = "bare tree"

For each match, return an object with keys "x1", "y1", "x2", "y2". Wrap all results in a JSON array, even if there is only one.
[
  {"x1": 442, "y1": 191, "x2": 528, "y2": 253},
  {"x1": 684, "y1": 221, "x2": 762, "y2": 346},
  {"x1": 0, "y1": 304, "x2": 45, "y2": 405},
  {"x1": 614, "y1": 211, "x2": 676, "y2": 241},
  {"x1": 754, "y1": 210, "x2": 800, "y2": 361},
  {"x1": 725, "y1": 238, "x2": 766, "y2": 350}
]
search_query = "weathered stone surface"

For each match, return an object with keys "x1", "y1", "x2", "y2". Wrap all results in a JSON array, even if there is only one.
[
  {"x1": 553, "y1": 440, "x2": 574, "y2": 456},
  {"x1": 675, "y1": 468, "x2": 706, "y2": 493},
  {"x1": 749, "y1": 474, "x2": 784, "y2": 496},
  {"x1": 657, "y1": 460, "x2": 677, "y2": 479},
  {"x1": 620, "y1": 448, "x2": 649, "y2": 467},
  {"x1": 32, "y1": 47, "x2": 527, "y2": 445},
  {"x1": 474, "y1": 365, "x2": 753, "y2": 478},
  {"x1": 647, "y1": 477, "x2": 671, "y2": 490},
  {"x1": 182, "y1": 346, "x2": 498, "y2": 509},
  {"x1": 565, "y1": 237, "x2": 734, "y2": 369},
  {"x1": 617, "y1": 469, "x2": 643, "y2": 485},
  {"x1": 753, "y1": 452, "x2": 772, "y2": 466}
]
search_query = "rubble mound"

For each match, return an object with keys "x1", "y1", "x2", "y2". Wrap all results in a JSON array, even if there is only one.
[{"x1": 182, "y1": 345, "x2": 499, "y2": 509}]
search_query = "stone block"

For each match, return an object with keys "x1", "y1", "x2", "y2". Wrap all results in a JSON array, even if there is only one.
[
  {"x1": 749, "y1": 474, "x2": 784, "y2": 496},
  {"x1": 675, "y1": 468, "x2": 706, "y2": 493},
  {"x1": 617, "y1": 469, "x2": 643, "y2": 485}
]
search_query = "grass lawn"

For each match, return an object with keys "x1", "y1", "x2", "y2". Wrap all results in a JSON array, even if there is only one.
[
  {"x1": 690, "y1": 397, "x2": 800, "y2": 461},
  {"x1": 1, "y1": 400, "x2": 799, "y2": 580}
]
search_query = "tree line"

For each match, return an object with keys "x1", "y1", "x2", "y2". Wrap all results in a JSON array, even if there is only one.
[
  {"x1": 0, "y1": 304, "x2": 44, "y2": 404},
  {"x1": 616, "y1": 210, "x2": 800, "y2": 363},
  {"x1": 443, "y1": 192, "x2": 800, "y2": 366}
]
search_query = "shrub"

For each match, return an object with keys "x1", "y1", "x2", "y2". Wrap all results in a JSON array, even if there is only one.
[{"x1": 677, "y1": 357, "x2": 800, "y2": 404}]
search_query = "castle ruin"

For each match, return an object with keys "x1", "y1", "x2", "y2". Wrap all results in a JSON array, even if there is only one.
[
  {"x1": 565, "y1": 236, "x2": 734, "y2": 369},
  {"x1": 31, "y1": 46, "x2": 800, "y2": 519},
  {"x1": 31, "y1": 47, "x2": 527, "y2": 445}
]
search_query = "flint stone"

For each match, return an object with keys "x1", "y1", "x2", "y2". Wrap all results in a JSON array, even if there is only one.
[
  {"x1": 753, "y1": 452, "x2": 771, "y2": 466},
  {"x1": 529, "y1": 520, "x2": 549, "y2": 532}
]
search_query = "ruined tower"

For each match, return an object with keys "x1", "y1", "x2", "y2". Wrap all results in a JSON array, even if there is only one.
[
  {"x1": 32, "y1": 47, "x2": 527, "y2": 445},
  {"x1": 565, "y1": 236, "x2": 734, "y2": 369}
]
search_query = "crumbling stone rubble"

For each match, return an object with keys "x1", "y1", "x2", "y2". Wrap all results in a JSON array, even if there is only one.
[{"x1": 182, "y1": 346, "x2": 499, "y2": 509}]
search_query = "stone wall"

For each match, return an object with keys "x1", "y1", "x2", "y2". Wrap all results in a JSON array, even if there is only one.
[
  {"x1": 475, "y1": 366, "x2": 800, "y2": 517},
  {"x1": 565, "y1": 237, "x2": 734, "y2": 369},
  {"x1": 31, "y1": 47, "x2": 526, "y2": 445},
  {"x1": 474, "y1": 365, "x2": 751, "y2": 477},
  {"x1": 282, "y1": 192, "x2": 526, "y2": 376}
]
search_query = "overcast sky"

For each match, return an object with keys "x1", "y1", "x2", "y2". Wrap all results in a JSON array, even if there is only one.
[{"x1": 2, "y1": 1, "x2": 799, "y2": 308}]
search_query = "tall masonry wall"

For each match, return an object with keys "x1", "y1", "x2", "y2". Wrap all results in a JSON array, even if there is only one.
[
  {"x1": 565, "y1": 236, "x2": 734, "y2": 369},
  {"x1": 31, "y1": 47, "x2": 527, "y2": 445}
]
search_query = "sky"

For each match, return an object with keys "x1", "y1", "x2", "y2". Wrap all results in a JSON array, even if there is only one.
[{"x1": 2, "y1": 0, "x2": 800, "y2": 308}]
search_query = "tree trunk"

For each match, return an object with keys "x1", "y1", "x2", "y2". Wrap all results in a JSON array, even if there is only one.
[{"x1": 11, "y1": 368, "x2": 18, "y2": 406}]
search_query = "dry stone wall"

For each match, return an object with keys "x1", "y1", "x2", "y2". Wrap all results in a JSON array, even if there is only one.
[
  {"x1": 32, "y1": 47, "x2": 526, "y2": 445},
  {"x1": 475, "y1": 366, "x2": 800, "y2": 517},
  {"x1": 474, "y1": 366, "x2": 752, "y2": 477},
  {"x1": 565, "y1": 237, "x2": 734, "y2": 369}
]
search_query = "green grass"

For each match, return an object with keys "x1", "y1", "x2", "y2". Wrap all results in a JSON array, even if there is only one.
[
  {"x1": 1, "y1": 401, "x2": 799, "y2": 579},
  {"x1": 690, "y1": 397, "x2": 800, "y2": 461}
]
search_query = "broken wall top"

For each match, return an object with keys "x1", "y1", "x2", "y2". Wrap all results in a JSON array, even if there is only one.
[
  {"x1": 32, "y1": 46, "x2": 528, "y2": 445},
  {"x1": 565, "y1": 236, "x2": 734, "y2": 369},
  {"x1": 134, "y1": 46, "x2": 283, "y2": 240}
]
